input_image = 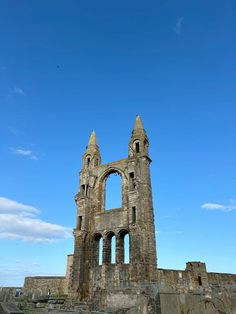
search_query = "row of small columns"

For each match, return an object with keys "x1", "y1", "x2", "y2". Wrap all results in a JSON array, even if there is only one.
[{"x1": 93, "y1": 231, "x2": 130, "y2": 266}]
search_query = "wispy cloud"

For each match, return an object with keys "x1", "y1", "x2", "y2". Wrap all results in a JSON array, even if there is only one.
[
  {"x1": 10, "y1": 147, "x2": 38, "y2": 160},
  {"x1": 174, "y1": 16, "x2": 184, "y2": 35},
  {"x1": 0, "y1": 197, "x2": 39, "y2": 216},
  {"x1": 8, "y1": 127, "x2": 25, "y2": 136},
  {"x1": 201, "y1": 201, "x2": 236, "y2": 212},
  {"x1": 12, "y1": 87, "x2": 25, "y2": 95},
  {"x1": 0, "y1": 196, "x2": 72, "y2": 243},
  {"x1": 7, "y1": 87, "x2": 25, "y2": 99}
]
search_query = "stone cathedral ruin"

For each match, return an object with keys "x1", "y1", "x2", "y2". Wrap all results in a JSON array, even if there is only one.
[
  {"x1": 69, "y1": 114, "x2": 157, "y2": 299},
  {"x1": 1, "y1": 116, "x2": 236, "y2": 313}
]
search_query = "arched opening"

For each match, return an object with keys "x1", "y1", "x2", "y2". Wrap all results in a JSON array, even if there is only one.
[
  {"x1": 105, "y1": 172, "x2": 122, "y2": 210},
  {"x1": 104, "y1": 232, "x2": 116, "y2": 265},
  {"x1": 85, "y1": 155, "x2": 91, "y2": 168},
  {"x1": 133, "y1": 140, "x2": 140, "y2": 153},
  {"x1": 118, "y1": 230, "x2": 130, "y2": 264},
  {"x1": 98, "y1": 237, "x2": 103, "y2": 266},
  {"x1": 111, "y1": 235, "x2": 116, "y2": 264},
  {"x1": 93, "y1": 233, "x2": 103, "y2": 266},
  {"x1": 124, "y1": 234, "x2": 130, "y2": 264}
]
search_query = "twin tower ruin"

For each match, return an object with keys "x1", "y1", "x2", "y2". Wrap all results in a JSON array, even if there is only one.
[
  {"x1": 68, "y1": 115, "x2": 157, "y2": 298},
  {"x1": 22, "y1": 115, "x2": 236, "y2": 312}
]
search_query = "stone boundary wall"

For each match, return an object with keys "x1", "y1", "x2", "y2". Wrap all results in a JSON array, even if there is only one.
[
  {"x1": 157, "y1": 264, "x2": 236, "y2": 293},
  {"x1": 0, "y1": 287, "x2": 22, "y2": 302},
  {"x1": 208, "y1": 272, "x2": 236, "y2": 285},
  {"x1": 23, "y1": 276, "x2": 66, "y2": 298}
]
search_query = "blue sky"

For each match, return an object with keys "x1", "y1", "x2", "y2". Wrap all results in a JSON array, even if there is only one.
[{"x1": 0, "y1": 0, "x2": 236, "y2": 286}]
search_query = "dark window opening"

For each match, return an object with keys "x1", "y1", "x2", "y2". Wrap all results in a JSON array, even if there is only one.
[
  {"x1": 95, "y1": 158, "x2": 98, "y2": 167},
  {"x1": 78, "y1": 216, "x2": 82, "y2": 230},
  {"x1": 129, "y1": 172, "x2": 135, "y2": 190},
  {"x1": 81, "y1": 184, "x2": 88, "y2": 197},
  {"x1": 135, "y1": 142, "x2": 140, "y2": 153},
  {"x1": 132, "y1": 207, "x2": 136, "y2": 223},
  {"x1": 81, "y1": 185, "x2": 85, "y2": 196},
  {"x1": 86, "y1": 157, "x2": 91, "y2": 168},
  {"x1": 198, "y1": 276, "x2": 202, "y2": 286}
]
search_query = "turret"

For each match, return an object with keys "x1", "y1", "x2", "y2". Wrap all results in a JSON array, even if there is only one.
[
  {"x1": 128, "y1": 115, "x2": 149, "y2": 158},
  {"x1": 82, "y1": 131, "x2": 101, "y2": 169}
]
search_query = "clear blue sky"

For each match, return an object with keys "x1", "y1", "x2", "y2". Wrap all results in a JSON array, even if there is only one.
[{"x1": 0, "y1": 0, "x2": 236, "y2": 286}]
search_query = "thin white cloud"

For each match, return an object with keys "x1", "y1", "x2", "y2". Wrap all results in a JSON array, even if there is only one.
[
  {"x1": 174, "y1": 16, "x2": 184, "y2": 35},
  {"x1": 201, "y1": 202, "x2": 236, "y2": 212},
  {"x1": 0, "y1": 215, "x2": 72, "y2": 243},
  {"x1": 12, "y1": 87, "x2": 25, "y2": 95},
  {"x1": 0, "y1": 197, "x2": 39, "y2": 216},
  {"x1": 10, "y1": 147, "x2": 38, "y2": 160},
  {"x1": 0, "y1": 197, "x2": 72, "y2": 243},
  {"x1": 7, "y1": 87, "x2": 25, "y2": 99}
]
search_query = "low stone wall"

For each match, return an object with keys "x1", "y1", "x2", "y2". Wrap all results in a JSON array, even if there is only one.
[
  {"x1": 20, "y1": 260, "x2": 236, "y2": 313},
  {"x1": 0, "y1": 287, "x2": 23, "y2": 302},
  {"x1": 23, "y1": 276, "x2": 66, "y2": 299},
  {"x1": 208, "y1": 272, "x2": 236, "y2": 286},
  {"x1": 157, "y1": 262, "x2": 236, "y2": 293}
]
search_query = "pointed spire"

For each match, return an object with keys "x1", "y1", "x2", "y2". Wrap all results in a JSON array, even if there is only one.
[
  {"x1": 133, "y1": 114, "x2": 144, "y2": 130},
  {"x1": 83, "y1": 130, "x2": 101, "y2": 168},
  {"x1": 88, "y1": 130, "x2": 97, "y2": 146},
  {"x1": 129, "y1": 115, "x2": 149, "y2": 158}
]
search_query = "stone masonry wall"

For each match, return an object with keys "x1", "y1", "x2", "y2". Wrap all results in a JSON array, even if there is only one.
[
  {"x1": 23, "y1": 276, "x2": 66, "y2": 299},
  {"x1": 0, "y1": 287, "x2": 22, "y2": 302}
]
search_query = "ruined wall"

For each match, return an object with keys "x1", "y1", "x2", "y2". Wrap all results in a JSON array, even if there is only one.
[
  {"x1": 65, "y1": 254, "x2": 74, "y2": 294},
  {"x1": 158, "y1": 263, "x2": 236, "y2": 292},
  {"x1": 20, "y1": 261, "x2": 236, "y2": 313},
  {"x1": 17, "y1": 117, "x2": 236, "y2": 314},
  {"x1": 87, "y1": 262, "x2": 236, "y2": 313},
  {"x1": 23, "y1": 276, "x2": 66, "y2": 298},
  {"x1": 155, "y1": 263, "x2": 236, "y2": 314},
  {"x1": 0, "y1": 287, "x2": 22, "y2": 302},
  {"x1": 70, "y1": 117, "x2": 157, "y2": 298},
  {"x1": 158, "y1": 289, "x2": 236, "y2": 314},
  {"x1": 208, "y1": 272, "x2": 236, "y2": 285}
]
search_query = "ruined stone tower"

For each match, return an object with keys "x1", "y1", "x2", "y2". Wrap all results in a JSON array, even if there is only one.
[{"x1": 68, "y1": 115, "x2": 157, "y2": 299}]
